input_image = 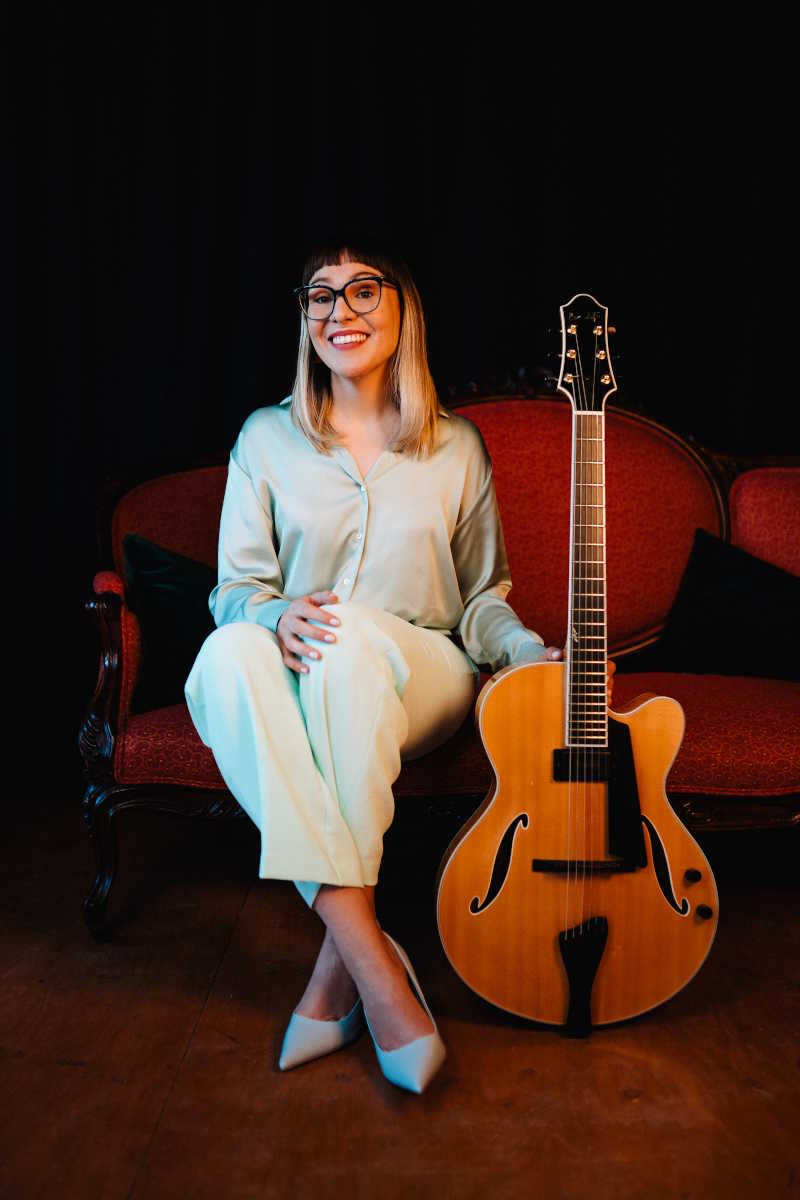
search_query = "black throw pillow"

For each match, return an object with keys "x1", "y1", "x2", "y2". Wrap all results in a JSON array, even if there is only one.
[
  {"x1": 122, "y1": 533, "x2": 217, "y2": 713},
  {"x1": 656, "y1": 528, "x2": 800, "y2": 681}
]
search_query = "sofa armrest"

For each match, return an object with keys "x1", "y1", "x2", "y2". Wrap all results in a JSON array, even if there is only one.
[
  {"x1": 79, "y1": 572, "x2": 143, "y2": 782},
  {"x1": 93, "y1": 569, "x2": 125, "y2": 598}
]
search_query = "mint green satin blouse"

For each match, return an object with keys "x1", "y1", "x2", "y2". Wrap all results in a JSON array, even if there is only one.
[{"x1": 208, "y1": 396, "x2": 545, "y2": 674}]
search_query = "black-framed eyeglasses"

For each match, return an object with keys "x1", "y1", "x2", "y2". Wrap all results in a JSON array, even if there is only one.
[{"x1": 293, "y1": 275, "x2": 399, "y2": 320}]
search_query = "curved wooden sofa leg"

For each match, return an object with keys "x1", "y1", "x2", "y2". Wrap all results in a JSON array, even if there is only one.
[{"x1": 82, "y1": 780, "x2": 125, "y2": 937}]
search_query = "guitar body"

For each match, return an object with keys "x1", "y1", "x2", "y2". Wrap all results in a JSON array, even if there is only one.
[{"x1": 435, "y1": 660, "x2": 719, "y2": 1026}]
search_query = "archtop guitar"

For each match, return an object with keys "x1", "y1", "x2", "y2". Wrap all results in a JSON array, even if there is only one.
[{"x1": 435, "y1": 294, "x2": 718, "y2": 1034}]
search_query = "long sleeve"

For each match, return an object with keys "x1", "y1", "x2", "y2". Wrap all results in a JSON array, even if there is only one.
[
  {"x1": 208, "y1": 451, "x2": 291, "y2": 634},
  {"x1": 451, "y1": 453, "x2": 545, "y2": 675}
]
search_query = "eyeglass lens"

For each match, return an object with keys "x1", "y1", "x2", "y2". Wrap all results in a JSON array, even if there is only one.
[{"x1": 301, "y1": 278, "x2": 382, "y2": 318}]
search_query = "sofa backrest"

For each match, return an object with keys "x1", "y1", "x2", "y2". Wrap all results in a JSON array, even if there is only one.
[
  {"x1": 454, "y1": 396, "x2": 726, "y2": 653},
  {"x1": 111, "y1": 465, "x2": 227, "y2": 574},
  {"x1": 110, "y1": 395, "x2": 726, "y2": 656},
  {"x1": 729, "y1": 467, "x2": 800, "y2": 576}
]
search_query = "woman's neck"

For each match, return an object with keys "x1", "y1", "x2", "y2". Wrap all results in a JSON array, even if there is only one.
[{"x1": 329, "y1": 368, "x2": 395, "y2": 431}]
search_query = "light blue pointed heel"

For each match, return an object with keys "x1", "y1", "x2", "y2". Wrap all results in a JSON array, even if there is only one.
[
  {"x1": 363, "y1": 932, "x2": 447, "y2": 1094},
  {"x1": 278, "y1": 994, "x2": 365, "y2": 1070}
]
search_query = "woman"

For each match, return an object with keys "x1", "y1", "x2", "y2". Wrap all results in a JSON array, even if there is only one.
[{"x1": 184, "y1": 238, "x2": 614, "y2": 1094}]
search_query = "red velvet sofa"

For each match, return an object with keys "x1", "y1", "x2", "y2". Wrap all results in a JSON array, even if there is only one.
[{"x1": 80, "y1": 396, "x2": 800, "y2": 933}]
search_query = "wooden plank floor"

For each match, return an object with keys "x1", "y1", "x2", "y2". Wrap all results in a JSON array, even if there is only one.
[{"x1": 2, "y1": 783, "x2": 799, "y2": 1199}]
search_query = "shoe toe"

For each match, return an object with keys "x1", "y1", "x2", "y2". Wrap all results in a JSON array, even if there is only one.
[
  {"x1": 278, "y1": 998, "x2": 364, "y2": 1070},
  {"x1": 375, "y1": 1031, "x2": 447, "y2": 1094}
]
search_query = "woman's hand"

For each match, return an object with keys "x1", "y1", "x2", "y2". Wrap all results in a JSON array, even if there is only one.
[
  {"x1": 276, "y1": 591, "x2": 340, "y2": 675},
  {"x1": 544, "y1": 646, "x2": 616, "y2": 707}
]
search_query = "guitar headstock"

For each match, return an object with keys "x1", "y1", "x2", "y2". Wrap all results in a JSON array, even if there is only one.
[{"x1": 555, "y1": 293, "x2": 617, "y2": 412}]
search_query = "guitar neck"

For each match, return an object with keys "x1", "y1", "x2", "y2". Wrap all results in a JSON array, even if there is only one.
[{"x1": 566, "y1": 410, "x2": 608, "y2": 747}]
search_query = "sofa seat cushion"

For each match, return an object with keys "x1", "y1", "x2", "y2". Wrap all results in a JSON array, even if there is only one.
[
  {"x1": 115, "y1": 674, "x2": 800, "y2": 803},
  {"x1": 612, "y1": 673, "x2": 800, "y2": 796},
  {"x1": 115, "y1": 704, "x2": 226, "y2": 788},
  {"x1": 115, "y1": 699, "x2": 495, "y2": 796}
]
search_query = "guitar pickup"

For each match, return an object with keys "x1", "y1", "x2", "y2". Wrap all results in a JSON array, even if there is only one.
[{"x1": 553, "y1": 748, "x2": 612, "y2": 781}]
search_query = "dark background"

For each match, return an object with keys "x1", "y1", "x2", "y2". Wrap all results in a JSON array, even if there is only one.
[{"x1": 20, "y1": 5, "x2": 784, "y2": 788}]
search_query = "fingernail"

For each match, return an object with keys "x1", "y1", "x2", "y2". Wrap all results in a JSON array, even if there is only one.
[
  {"x1": 324, "y1": 634, "x2": 335, "y2": 642},
  {"x1": 329, "y1": 617, "x2": 340, "y2": 625}
]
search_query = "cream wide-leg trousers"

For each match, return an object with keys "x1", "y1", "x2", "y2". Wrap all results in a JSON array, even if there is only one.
[{"x1": 183, "y1": 602, "x2": 479, "y2": 912}]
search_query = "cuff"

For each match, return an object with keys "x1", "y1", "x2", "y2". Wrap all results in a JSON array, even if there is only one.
[
  {"x1": 510, "y1": 636, "x2": 548, "y2": 665},
  {"x1": 252, "y1": 597, "x2": 292, "y2": 634}
]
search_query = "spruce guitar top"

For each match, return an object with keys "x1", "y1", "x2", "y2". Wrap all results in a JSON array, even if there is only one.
[{"x1": 435, "y1": 294, "x2": 718, "y2": 1034}]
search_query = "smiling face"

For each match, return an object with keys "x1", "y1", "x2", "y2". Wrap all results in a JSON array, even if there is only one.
[{"x1": 305, "y1": 257, "x2": 402, "y2": 387}]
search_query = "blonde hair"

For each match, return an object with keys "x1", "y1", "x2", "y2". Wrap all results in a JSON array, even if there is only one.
[{"x1": 289, "y1": 239, "x2": 440, "y2": 459}]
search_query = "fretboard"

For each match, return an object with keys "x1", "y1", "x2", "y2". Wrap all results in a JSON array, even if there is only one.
[{"x1": 566, "y1": 411, "x2": 608, "y2": 747}]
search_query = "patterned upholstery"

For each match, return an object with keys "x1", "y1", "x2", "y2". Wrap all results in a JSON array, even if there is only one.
[
  {"x1": 115, "y1": 672, "x2": 800, "y2": 800},
  {"x1": 456, "y1": 399, "x2": 725, "y2": 650},
  {"x1": 730, "y1": 467, "x2": 800, "y2": 575},
  {"x1": 96, "y1": 397, "x2": 799, "y2": 808},
  {"x1": 612, "y1": 674, "x2": 800, "y2": 795}
]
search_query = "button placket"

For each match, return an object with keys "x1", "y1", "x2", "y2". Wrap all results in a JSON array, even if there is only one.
[{"x1": 339, "y1": 481, "x2": 368, "y2": 594}]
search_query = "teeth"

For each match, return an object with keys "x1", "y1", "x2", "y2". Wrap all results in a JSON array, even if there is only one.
[{"x1": 331, "y1": 333, "x2": 367, "y2": 345}]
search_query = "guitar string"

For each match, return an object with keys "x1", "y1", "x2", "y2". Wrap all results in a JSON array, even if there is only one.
[
  {"x1": 578, "y1": 338, "x2": 590, "y2": 931},
  {"x1": 574, "y1": 346, "x2": 586, "y2": 934},
  {"x1": 564, "y1": 344, "x2": 573, "y2": 939},
  {"x1": 565, "y1": 314, "x2": 609, "y2": 936},
  {"x1": 573, "y1": 343, "x2": 592, "y2": 931},
  {"x1": 565, "y1": 319, "x2": 576, "y2": 939},
  {"x1": 574, "y1": 334, "x2": 588, "y2": 933},
  {"x1": 590, "y1": 326, "x2": 601, "y2": 923}
]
